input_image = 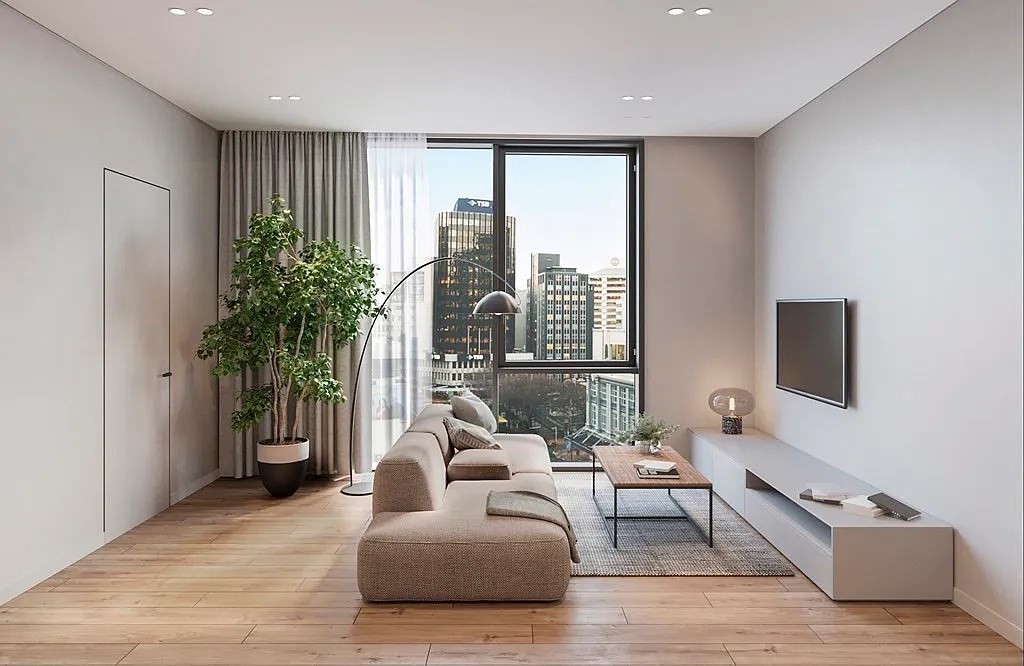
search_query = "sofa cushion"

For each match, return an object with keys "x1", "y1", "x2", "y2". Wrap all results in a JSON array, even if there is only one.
[
  {"x1": 493, "y1": 433, "x2": 554, "y2": 475},
  {"x1": 446, "y1": 473, "x2": 558, "y2": 504},
  {"x1": 447, "y1": 449, "x2": 512, "y2": 482},
  {"x1": 451, "y1": 392, "x2": 498, "y2": 433}
]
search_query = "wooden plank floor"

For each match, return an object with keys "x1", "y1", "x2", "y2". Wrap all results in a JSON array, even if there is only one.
[{"x1": 1, "y1": 479, "x2": 1019, "y2": 665}]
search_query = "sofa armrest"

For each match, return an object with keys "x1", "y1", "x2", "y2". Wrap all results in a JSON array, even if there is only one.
[
  {"x1": 447, "y1": 448, "x2": 512, "y2": 482},
  {"x1": 372, "y1": 432, "x2": 446, "y2": 515}
]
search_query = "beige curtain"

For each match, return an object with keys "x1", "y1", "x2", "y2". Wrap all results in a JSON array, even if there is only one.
[{"x1": 218, "y1": 131, "x2": 371, "y2": 479}]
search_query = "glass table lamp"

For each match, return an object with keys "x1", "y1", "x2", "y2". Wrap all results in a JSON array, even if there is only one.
[{"x1": 709, "y1": 388, "x2": 755, "y2": 435}]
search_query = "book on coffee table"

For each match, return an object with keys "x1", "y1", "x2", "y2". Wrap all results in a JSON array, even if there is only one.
[
  {"x1": 637, "y1": 467, "x2": 680, "y2": 479},
  {"x1": 632, "y1": 459, "x2": 678, "y2": 473}
]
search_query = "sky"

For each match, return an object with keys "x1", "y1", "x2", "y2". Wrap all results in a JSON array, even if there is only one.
[{"x1": 425, "y1": 148, "x2": 628, "y2": 290}]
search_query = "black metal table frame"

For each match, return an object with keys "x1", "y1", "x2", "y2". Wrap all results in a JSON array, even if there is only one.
[{"x1": 591, "y1": 453, "x2": 713, "y2": 548}]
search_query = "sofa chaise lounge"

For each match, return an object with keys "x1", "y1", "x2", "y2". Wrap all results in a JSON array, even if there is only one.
[{"x1": 357, "y1": 404, "x2": 572, "y2": 602}]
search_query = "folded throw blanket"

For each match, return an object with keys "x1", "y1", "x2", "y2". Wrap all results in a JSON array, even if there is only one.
[{"x1": 486, "y1": 490, "x2": 580, "y2": 563}]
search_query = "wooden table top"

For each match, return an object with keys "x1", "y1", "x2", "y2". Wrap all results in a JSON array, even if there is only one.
[{"x1": 594, "y1": 445, "x2": 712, "y2": 490}]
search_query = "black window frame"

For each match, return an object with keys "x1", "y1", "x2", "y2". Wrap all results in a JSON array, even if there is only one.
[{"x1": 426, "y1": 137, "x2": 645, "y2": 414}]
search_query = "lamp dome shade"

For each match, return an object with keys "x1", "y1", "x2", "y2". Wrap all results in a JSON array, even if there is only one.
[
  {"x1": 472, "y1": 290, "x2": 520, "y2": 315},
  {"x1": 709, "y1": 387, "x2": 755, "y2": 417}
]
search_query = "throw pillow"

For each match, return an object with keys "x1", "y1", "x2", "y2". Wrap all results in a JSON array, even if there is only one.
[
  {"x1": 442, "y1": 416, "x2": 501, "y2": 451},
  {"x1": 451, "y1": 391, "x2": 498, "y2": 433}
]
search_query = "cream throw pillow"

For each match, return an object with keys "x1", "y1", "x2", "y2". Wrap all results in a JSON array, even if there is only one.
[
  {"x1": 442, "y1": 416, "x2": 501, "y2": 451},
  {"x1": 451, "y1": 391, "x2": 498, "y2": 433}
]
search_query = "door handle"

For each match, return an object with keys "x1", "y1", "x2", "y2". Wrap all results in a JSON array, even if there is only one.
[{"x1": 161, "y1": 371, "x2": 173, "y2": 378}]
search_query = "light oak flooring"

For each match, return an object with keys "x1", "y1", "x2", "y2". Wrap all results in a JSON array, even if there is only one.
[{"x1": 1, "y1": 479, "x2": 1019, "y2": 665}]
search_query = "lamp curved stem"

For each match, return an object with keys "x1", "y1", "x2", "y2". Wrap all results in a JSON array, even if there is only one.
[{"x1": 341, "y1": 256, "x2": 517, "y2": 495}]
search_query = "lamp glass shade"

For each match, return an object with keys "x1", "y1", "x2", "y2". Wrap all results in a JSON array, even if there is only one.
[
  {"x1": 472, "y1": 290, "x2": 520, "y2": 315},
  {"x1": 709, "y1": 387, "x2": 755, "y2": 417}
]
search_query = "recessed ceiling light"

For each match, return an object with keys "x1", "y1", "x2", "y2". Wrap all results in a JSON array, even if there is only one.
[
  {"x1": 269, "y1": 96, "x2": 283, "y2": 101},
  {"x1": 288, "y1": 96, "x2": 302, "y2": 101},
  {"x1": 695, "y1": 7, "x2": 712, "y2": 15},
  {"x1": 196, "y1": 7, "x2": 214, "y2": 15},
  {"x1": 621, "y1": 96, "x2": 635, "y2": 101},
  {"x1": 168, "y1": 7, "x2": 186, "y2": 15},
  {"x1": 667, "y1": 7, "x2": 685, "y2": 15},
  {"x1": 641, "y1": 96, "x2": 654, "y2": 101}
]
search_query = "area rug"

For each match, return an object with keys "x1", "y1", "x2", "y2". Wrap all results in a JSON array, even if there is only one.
[{"x1": 554, "y1": 472, "x2": 793, "y2": 576}]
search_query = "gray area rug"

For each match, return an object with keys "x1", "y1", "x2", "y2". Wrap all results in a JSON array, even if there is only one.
[{"x1": 555, "y1": 472, "x2": 793, "y2": 576}]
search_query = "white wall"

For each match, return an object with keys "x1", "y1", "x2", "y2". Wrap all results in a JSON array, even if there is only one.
[
  {"x1": 754, "y1": 0, "x2": 1023, "y2": 646},
  {"x1": 645, "y1": 138, "x2": 755, "y2": 456},
  {"x1": 0, "y1": 4, "x2": 219, "y2": 603}
]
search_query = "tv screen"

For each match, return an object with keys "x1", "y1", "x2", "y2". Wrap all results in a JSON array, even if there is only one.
[{"x1": 776, "y1": 299, "x2": 848, "y2": 408}]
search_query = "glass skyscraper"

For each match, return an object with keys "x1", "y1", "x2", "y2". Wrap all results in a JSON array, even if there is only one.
[{"x1": 432, "y1": 198, "x2": 516, "y2": 357}]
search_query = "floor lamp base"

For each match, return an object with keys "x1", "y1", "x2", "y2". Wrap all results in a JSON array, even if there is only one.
[{"x1": 340, "y1": 479, "x2": 374, "y2": 496}]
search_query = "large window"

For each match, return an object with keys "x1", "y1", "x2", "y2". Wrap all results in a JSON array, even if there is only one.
[{"x1": 427, "y1": 141, "x2": 642, "y2": 462}]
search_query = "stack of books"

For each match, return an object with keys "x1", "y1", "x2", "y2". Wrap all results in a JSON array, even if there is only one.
[
  {"x1": 841, "y1": 494, "x2": 886, "y2": 518},
  {"x1": 634, "y1": 459, "x2": 679, "y2": 479}
]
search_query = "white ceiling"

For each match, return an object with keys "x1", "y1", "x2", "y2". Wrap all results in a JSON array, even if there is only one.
[{"x1": 8, "y1": 0, "x2": 955, "y2": 136}]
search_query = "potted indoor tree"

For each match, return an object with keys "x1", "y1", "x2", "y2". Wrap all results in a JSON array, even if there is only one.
[
  {"x1": 198, "y1": 195, "x2": 380, "y2": 497},
  {"x1": 615, "y1": 413, "x2": 680, "y2": 454}
]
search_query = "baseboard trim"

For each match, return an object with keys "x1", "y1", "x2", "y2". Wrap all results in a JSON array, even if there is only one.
[
  {"x1": 170, "y1": 469, "x2": 221, "y2": 504},
  {"x1": 953, "y1": 587, "x2": 1023, "y2": 648}
]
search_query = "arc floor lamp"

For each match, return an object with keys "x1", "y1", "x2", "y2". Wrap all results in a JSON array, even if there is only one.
[{"x1": 341, "y1": 256, "x2": 521, "y2": 496}]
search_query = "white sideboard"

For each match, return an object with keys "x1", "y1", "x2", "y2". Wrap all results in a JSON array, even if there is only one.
[{"x1": 688, "y1": 427, "x2": 953, "y2": 600}]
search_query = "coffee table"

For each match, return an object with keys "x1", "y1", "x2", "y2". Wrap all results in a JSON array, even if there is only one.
[{"x1": 591, "y1": 445, "x2": 714, "y2": 548}]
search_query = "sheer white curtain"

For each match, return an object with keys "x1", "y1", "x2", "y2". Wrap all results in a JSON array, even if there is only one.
[{"x1": 367, "y1": 133, "x2": 432, "y2": 465}]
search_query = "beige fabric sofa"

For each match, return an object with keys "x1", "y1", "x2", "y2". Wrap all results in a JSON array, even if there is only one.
[{"x1": 357, "y1": 404, "x2": 572, "y2": 602}]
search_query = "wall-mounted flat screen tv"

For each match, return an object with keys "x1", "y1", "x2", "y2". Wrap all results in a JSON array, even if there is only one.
[{"x1": 776, "y1": 298, "x2": 848, "y2": 408}]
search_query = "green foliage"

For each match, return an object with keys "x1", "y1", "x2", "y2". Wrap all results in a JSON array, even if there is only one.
[
  {"x1": 198, "y1": 195, "x2": 381, "y2": 442},
  {"x1": 615, "y1": 412, "x2": 679, "y2": 444}
]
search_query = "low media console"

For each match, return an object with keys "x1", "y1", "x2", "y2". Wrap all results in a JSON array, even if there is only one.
[{"x1": 688, "y1": 427, "x2": 953, "y2": 600}]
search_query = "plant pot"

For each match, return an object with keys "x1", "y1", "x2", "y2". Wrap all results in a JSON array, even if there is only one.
[
  {"x1": 643, "y1": 439, "x2": 663, "y2": 454},
  {"x1": 256, "y1": 438, "x2": 309, "y2": 498}
]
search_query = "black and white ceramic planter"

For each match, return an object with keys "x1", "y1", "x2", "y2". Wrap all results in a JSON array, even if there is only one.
[{"x1": 257, "y1": 439, "x2": 309, "y2": 498}]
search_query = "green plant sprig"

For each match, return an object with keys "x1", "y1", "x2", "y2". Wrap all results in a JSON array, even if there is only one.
[{"x1": 614, "y1": 412, "x2": 680, "y2": 444}]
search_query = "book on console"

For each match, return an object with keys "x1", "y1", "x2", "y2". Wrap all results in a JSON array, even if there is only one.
[
  {"x1": 807, "y1": 482, "x2": 852, "y2": 500},
  {"x1": 800, "y1": 489, "x2": 842, "y2": 505},
  {"x1": 799, "y1": 482, "x2": 853, "y2": 505}
]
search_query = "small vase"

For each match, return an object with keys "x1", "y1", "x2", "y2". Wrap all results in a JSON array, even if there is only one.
[{"x1": 647, "y1": 440, "x2": 662, "y2": 454}]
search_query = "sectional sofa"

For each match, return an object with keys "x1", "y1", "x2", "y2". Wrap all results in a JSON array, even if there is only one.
[{"x1": 357, "y1": 404, "x2": 572, "y2": 602}]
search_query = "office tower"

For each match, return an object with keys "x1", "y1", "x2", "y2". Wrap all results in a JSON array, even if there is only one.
[
  {"x1": 587, "y1": 374, "x2": 637, "y2": 438},
  {"x1": 432, "y1": 198, "x2": 516, "y2": 358},
  {"x1": 528, "y1": 252, "x2": 560, "y2": 353},
  {"x1": 535, "y1": 267, "x2": 593, "y2": 361},
  {"x1": 589, "y1": 259, "x2": 628, "y2": 360}
]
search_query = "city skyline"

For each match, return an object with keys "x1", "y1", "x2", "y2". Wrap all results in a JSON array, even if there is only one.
[{"x1": 426, "y1": 149, "x2": 628, "y2": 289}]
